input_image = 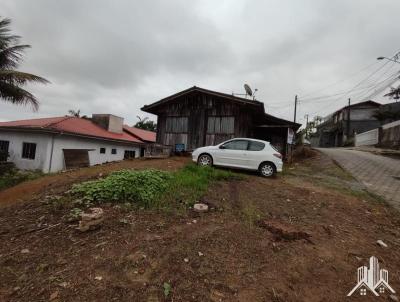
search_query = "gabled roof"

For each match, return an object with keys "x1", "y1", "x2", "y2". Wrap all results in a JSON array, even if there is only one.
[
  {"x1": 332, "y1": 100, "x2": 381, "y2": 116},
  {"x1": 141, "y1": 86, "x2": 301, "y2": 129},
  {"x1": 141, "y1": 86, "x2": 265, "y2": 113},
  {"x1": 0, "y1": 116, "x2": 144, "y2": 144},
  {"x1": 123, "y1": 125, "x2": 156, "y2": 142}
]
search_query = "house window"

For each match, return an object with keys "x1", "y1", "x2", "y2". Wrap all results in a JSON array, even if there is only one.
[
  {"x1": 111, "y1": 148, "x2": 117, "y2": 155},
  {"x1": 360, "y1": 288, "x2": 366, "y2": 296},
  {"x1": 207, "y1": 116, "x2": 234, "y2": 134},
  {"x1": 379, "y1": 287, "x2": 385, "y2": 293},
  {"x1": 100, "y1": 148, "x2": 106, "y2": 154},
  {"x1": 0, "y1": 140, "x2": 9, "y2": 161},
  {"x1": 22, "y1": 142, "x2": 36, "y2": 160},
  {"x1": 165, "y1": 117, "x2": 188, "y2": 133}
]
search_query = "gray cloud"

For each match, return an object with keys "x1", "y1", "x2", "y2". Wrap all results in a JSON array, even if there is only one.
[{"x1": 1, "y1": 0, "x2": 400, "y2": 126}]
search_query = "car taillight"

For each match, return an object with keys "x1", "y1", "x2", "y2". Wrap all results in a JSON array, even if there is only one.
[{"x1": 273, "y1": 153, "x2": 282, "y2": 159}]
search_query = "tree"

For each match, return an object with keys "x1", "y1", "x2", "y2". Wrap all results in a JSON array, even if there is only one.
[
  {"x1": 134, "y1": 116, "x2": 156, "y2": 131},
  {"x1": 303, "y1": 115, "x2": 322, "y2": 138},
  {"x1": 0, "y1": 17, "x2": 48, "y2": 110},
  {"x1": 384, "y1": 85, "x2": 400, "y2": 101}
]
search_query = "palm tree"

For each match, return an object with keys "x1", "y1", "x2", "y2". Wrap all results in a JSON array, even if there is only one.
[{"x1": 0, "y1": 17, "x2": 48, "y2": 110}]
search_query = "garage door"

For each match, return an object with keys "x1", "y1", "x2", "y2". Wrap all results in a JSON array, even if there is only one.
[{"x1": 63, "y1": 149, "x2": 90, "y2": 169}]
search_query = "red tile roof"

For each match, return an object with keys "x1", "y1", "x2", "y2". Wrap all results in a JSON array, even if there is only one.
[
  {"x1": 123, "y1": 125, "x2": 156, "y2": 142},
  {"x1": 0, "y1": 116, "x2": 144, "y2": 144}
]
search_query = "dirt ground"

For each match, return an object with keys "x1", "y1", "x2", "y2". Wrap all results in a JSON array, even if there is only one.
[{"x1": 1, "y1": 153, "x2": 400, "y2": 301}]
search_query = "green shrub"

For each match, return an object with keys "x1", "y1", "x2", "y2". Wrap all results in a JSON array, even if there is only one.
[
  {"x1": 0, "y1": 168, "x2": 44, "y2": 191},
  {"x1": 70, "y1": 164, "x2": 242, "y2": 209},
  {"x1": 71, "y1": 169, "x2": 172, "y2": 207}
]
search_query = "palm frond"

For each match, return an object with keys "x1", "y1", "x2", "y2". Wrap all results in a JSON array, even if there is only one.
[
  {"x1": 0, "y1": 80, "x2": 39, "y2": 110},
  {"x1": 0, "y1": 18, "x2": 20, "y2": 48},
  {"x1": 0, "y1": 17, "x2": 48, "y2": 110},
  {"x1": 0, "y1": 44, "x2": 30, "y2": 69},
  {"x1": 0, "y1": 70, "x2": 49, "y2": 85}
]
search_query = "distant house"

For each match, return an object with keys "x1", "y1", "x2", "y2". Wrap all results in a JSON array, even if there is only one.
[
  {"x1": 312, "y1": 101, "x2": 381, "y2": 147},
  {"x1": 0, "y1": 114, "x2": 154, "y2": 173},
  {"x1": 141, "y1": 86, "x2": 301, "y2": 158}
]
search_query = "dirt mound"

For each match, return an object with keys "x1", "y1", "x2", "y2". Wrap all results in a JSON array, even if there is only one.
[{"x1": 257, "y1": 219, "x2": 312, "y2": 242}]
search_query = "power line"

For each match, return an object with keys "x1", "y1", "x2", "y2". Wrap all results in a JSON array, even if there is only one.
[{"x1": 299, "y1": 60, "x2": 381, "y2": 99}]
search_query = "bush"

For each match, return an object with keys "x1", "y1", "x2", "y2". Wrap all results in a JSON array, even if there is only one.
[
  {"x1": 0, "y1": 168, "x2": 44, "y2": 191},
  {"x1": 71, "y1": 169, "x2": 172, "y2": 207},
  {"x1": 71, "y1": 164, "x2": 242, "y2": 209}
]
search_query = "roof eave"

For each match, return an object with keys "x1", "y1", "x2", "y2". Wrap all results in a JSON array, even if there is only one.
[{"x1": 0, "y1": 126, "x2": 145, "y2": 146}]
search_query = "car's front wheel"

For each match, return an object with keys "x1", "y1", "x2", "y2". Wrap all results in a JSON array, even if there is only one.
[
  {"x1": 198, "y1": 154, "x2": 213, "y2": 167},
  {"x1": 259, "y1": 162, "x2": 275, "y2": 177}
]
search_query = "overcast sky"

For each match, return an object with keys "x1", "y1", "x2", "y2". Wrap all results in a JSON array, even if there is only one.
[{"x1": 2, "y1": 0, "x2": 400, "y2": 126}]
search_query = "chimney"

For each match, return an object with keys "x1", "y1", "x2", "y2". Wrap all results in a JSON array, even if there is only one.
[{"x1": 91, "y1": 114, "x2": 124, "y2": 134}]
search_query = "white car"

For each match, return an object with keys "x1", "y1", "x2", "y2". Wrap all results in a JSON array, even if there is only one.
[{"x1": 192, "y1": 138, "x2": 283, "y2": 177}]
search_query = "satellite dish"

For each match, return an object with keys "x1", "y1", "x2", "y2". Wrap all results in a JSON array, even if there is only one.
[{"x1": 244, "y1": 84, "x2": 253, "y2": 96}]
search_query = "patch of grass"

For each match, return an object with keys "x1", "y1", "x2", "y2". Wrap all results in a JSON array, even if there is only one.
[
  {"x1": 241, "y1": 201, "x2": 262, "y2": 227},
  {"x1": 70, "y1": 164, "x2": 243, "y2": 210},
  {"x1": 0, "y1": 168, "x2": 44, "y2": 191},
  {"x1": 163, "y1": 164, "x2": 242, "y2": 209}
]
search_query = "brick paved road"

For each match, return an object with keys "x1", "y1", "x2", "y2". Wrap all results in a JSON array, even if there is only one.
[{"x1": 318, "y1": 148, "x2": 400, "y2": 210}]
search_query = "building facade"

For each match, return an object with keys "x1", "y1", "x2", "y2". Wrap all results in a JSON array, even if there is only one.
[
  {"x1": 312, "y1": 101, "x2": 381, "y2": 147},
  {"x1": 141, "y1": 86, "x2": 300, "y2": 158},
  {"x1": 0, "y1": 114, "x2": 151, "y2": 173}
]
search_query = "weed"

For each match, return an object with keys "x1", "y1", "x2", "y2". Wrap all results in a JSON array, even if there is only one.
[
  {"x1": 0, "y1": 168, "x2": 44, "y2": 191},
  {"x1": 68, "y1": 208, "x2": 83, "y2": 221},
  {"x1": 241, "y1": 201, "x2": 262, "y2": 227},
  {"x1": 163, "y1": 282, "x2": 171, "y2": 297},
  {"x1": 70, "y1": 164, "x2": 242, "y2": 210},
  {"x1": 71, "y1": 169, "x2": 172, "y2": 208}
]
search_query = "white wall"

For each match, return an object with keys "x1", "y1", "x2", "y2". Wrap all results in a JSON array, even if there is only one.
[
  {"x1": 355, "y1": 128, "x2": 379, "y2": 147},
  {"x1": 0, "y1": 131, "x2": 51, "y2": 171},
  {"x1": 49, "y1": 135, "x2": 141, "y2": 172},
  {"x1": 0, "y1": 130, "x2": 142, "y2": 173}
]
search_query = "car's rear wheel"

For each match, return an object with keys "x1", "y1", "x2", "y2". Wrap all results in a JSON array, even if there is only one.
[
  {"x1": 198, "y1": 154, "x2": 212, "y2": 167},
  {"x1": 259, "y1": 162, "x2": 275, "y2": 177}
]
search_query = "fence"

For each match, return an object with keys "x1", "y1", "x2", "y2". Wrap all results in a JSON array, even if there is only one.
[
  {"x1": 355, "y1": 120, "x2": 400, "y2": 148},
  {"x1": 355, "y1": 128, "x2": 379, "y2": 147}
]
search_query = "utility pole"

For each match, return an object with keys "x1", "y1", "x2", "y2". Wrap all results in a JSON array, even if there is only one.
[
  {"x1": 294, "y1": 95, "x2": 298, "y2": 123},
  {"x1": 304, "y1": 114, "x2": 309, "y2": 138},
  {"x1": 347, "y1": 98, "x2": 351, "y2": 138}
]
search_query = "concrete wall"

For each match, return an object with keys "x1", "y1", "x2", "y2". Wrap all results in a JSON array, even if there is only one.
[
  {"x1": 355, "y1": 128, "x2": 379, "y2": 147},
  {"x1": 380, "y1": 120, "x2": 400, "y2": 149},
  {"x1": 0, "y1": 130, "x2": 142, "y2": 173},
  {"x1": 0, "y1": 131, "x2": 51, "y2": 171}
]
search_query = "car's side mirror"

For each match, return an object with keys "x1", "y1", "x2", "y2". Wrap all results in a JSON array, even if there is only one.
[{"x1": 219, "y1": 145, "x2": 226, "y2": 149}]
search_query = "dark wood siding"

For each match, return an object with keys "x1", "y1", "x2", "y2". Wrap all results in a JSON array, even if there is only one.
[{"x1": 154, "y1": 91, "x2": 254, "y2": 150}]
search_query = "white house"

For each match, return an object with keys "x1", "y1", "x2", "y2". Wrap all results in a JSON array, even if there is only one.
[{"x1": 0, "y1": 114, "x2": 155, "y2": 173}]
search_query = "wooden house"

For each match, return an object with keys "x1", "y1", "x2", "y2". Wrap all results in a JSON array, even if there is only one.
[{"x1": 141, "y1": 86, "x2": 301, "y2": 158}]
